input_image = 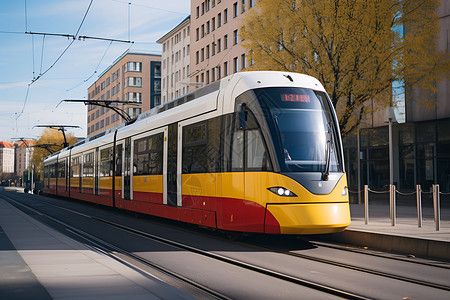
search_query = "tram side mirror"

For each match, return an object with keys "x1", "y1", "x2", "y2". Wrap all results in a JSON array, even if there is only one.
[{"x1": 238, "y1": 103, "x2": 247, "y2": 130}]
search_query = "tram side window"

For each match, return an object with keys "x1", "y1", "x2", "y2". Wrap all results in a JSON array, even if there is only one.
[
  {"x1": 57, "y1": 161, "x2": 65, "y2": 178},
  {"x1": 71, "y1": 157, "x2": 81, "y2": 178},
  {"x1": 230, "y1": 113, "x2": 244, "y2": 172},
  {"x1": 100, "y1": 148, "x2": 113, "y2": 176},
  {"x1": 246, "y1": 113, "x2": 272, "y2": 171},
  {"x1": 133, "y1": 133, "x2": 163, "y2": 175},
  {"x1": 183, "y1": 118, "x2": 220, "y2": 174},
  {"x1": 115, "y1": 144, "x2": 123, "y2": 176},
  {"x1": 83, "y1": 153, "x2": 94, "y2": 177},
  {"x1": 49, "y1": 163, "x2": 55, "y2": 178}
]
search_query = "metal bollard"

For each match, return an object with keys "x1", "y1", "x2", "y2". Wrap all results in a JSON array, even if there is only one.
[
  {"x1": 433, "y1": 184, "x2": 440, "y2": 231},
  {"x1": 390, "y1": 184, "x2": 396, "y2": 226},
  {"x1": 364, "y1": 185, "x2": 369, "y2": 224},
  {"x1": 416, "y1": 185, "x2": 422, "y2": 228}
]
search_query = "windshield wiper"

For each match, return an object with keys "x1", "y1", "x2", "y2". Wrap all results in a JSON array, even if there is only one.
[{"x1": 322, "y1": 123, "x2": 332, "y2": 181}]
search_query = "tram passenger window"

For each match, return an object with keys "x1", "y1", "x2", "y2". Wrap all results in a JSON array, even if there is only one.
[
  {"x1": 183, "y1": 118, "x2": 221, "y2": 174},
  {"x1": 231, "y1": 130, "x2": 244, "y2": 171},
  {"x1": 83, "y1": 153, "x2": 94, "y2": 177},
  {"x1": 245, "y1": 113, "x2": 271, "y2": 171},
  {"x1": 71, "y1": 157, "x2": 81, "y2": 178},
  {"x1": 134, "y1": 134, "x2": 163, "y2": 175},
  {"x1": 100, "y1": 148, "x2": 113, "y2": 176},
  {"x1": 115, "y1": 145, "x2": 122, "y2": 176}
]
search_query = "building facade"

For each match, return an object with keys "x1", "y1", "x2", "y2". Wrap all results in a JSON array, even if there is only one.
[
  {"x1": 157, "y1": 16, "x2": 191, "y2": 103},
  {"x1": 0, "y1": 142, "x2": 15, "y2": 181},
  {"x1": 190, "y1": 0, "x2": 255, "y2": 89},
  {"x1": 13, "y1": 140, "x2": 35, "y2": 179},
  {"x1": 87, "y1": 51, "x2": 161, "y2": 137},
  {"x1": 344, "y1": 1, "x2": 450, "y2": 196}
]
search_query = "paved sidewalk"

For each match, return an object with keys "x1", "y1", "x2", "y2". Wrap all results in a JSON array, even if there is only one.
[
  {"x1": 324, "y1": 203, "x2": 450, "y2": 261},
  {"x1": 0, "y1": 197, "x2": 194, "y2": 300}
]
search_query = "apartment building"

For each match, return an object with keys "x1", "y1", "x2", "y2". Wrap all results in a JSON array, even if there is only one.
[
  {"x1": 190, "y1": 0, "x2": 255, "y2": 88},
  {"x1": 157, "y1": 16, "x2": 191, "y2": 103},
  {"x1": 0, "y1": 141, "x2": 15, "y2": 180},
  {"x1": 13, "y1": 140, "x2": 35, "y2": 178},
  {"x1": 87, "y1": 51, "x2": 161, "y2": 137}
]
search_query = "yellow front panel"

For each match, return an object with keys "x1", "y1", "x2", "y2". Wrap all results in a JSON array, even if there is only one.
[
  {"x1": 245, "y1": 172, "x2": 349, "y2": 205},
  {"x1": 267, "y1": 203, "x2": 351, "y2": 234},
  {"x1": 133, "y1": 175, "x2": 163, "y2": 193}
]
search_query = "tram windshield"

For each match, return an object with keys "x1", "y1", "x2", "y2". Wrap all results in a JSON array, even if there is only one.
[{"x1": 254, "y1": 87, "x2": 342, "y2": 173}]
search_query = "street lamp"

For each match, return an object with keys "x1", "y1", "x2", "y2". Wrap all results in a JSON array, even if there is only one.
[{"x1": 384, "y1": 107, "x2": 397, "y2": 225}]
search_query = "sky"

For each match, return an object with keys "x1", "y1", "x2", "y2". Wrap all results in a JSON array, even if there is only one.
[{"x1": 0, "y1": 0, "x2": 190, "y2": 142}]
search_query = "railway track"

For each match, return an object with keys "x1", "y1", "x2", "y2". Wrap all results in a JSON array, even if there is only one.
[
  {"x1": 4, "y1": 194, "x2": 368, "y2": 300},
  {"x1": 4, "y1": 192, "x2": 450, "y2": 299}
]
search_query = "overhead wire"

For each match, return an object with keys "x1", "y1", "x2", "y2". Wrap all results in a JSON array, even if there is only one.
[
  {"x1": 66, "y1": 40, "x2": 114, "y2": 91},
  {"x1": 30, "y1": 0, "x2": 94, "y2": 85},
  {"x1": 17, "y1": 0, "x2": 94, "y2": 121}
]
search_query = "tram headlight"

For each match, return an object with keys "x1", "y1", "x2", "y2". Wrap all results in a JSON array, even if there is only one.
[
  {"x1": 268, "y1": 187, "x2": 297, "y2": 197},
  {"x1": 342, "y1": 186, "x2": 348, "y2": 196}
]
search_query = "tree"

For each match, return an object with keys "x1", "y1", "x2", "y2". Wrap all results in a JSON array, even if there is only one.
[
  {"x1": 31, "y1": 128, "x2": 78, "y2": 178},
  {"x1": 240, "y1": 0, "x2": 450, "y2": 135}
]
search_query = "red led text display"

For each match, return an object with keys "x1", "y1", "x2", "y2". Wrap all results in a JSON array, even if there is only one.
[{"x1": 281, "y1": 93, "x2": 310, "y2": 103}]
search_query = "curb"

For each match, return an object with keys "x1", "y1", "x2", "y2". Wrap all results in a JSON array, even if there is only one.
[{"x1": 320, "y1": 229, "x2": 450, "y2": 261}]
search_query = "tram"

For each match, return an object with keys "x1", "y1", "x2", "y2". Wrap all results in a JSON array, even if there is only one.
[{"x1": 43, "y1": 71, "x2": 350, "y2": 234}]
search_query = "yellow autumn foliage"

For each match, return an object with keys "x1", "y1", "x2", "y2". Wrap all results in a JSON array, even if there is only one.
[
  {"x1": 31, "y1": 128, "x2": 78, "y2": 177},
  {"x1": 241, "y1": 0, "x2": 449, "y2": 135}
]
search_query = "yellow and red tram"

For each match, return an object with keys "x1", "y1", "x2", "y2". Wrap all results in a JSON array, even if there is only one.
[{"x1": 43, "y1": 71, "x2": 350, "y2": 234}]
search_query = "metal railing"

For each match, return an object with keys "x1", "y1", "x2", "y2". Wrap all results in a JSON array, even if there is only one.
[{"x1": 362, "y1": 184, "x2": 444, "y2": 231}]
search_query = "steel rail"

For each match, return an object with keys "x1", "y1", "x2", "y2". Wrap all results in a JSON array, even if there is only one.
[{"x1": 5, "y1": 194, "x2": 368, "y2": 300}]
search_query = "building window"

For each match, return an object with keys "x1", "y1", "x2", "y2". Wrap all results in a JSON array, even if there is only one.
[
  {"x1": 196, "y1": 51, "x2": 199, "y2": 64},
  {"x1": 196, "y1": 6, "x2": 199, "y2": 18},
  {"x1": 233, "y1": 2, "x2": 238, "y2": 17},
  {"x1": 212, "y1": 42, "x2": 216, "y2": 56},
  {"x1": 212, "y1": 17, "x2": 215, "y2": 31},
  {"x1": 234, "y1": 57, "x2": 238, "y2": 73},
  {"x1": 201, "y1": 48, "x2": 205, "y2": 61},
  {"x1": 241, "y1": 0, "x2": 245, "y2": 13},
  {"x1": 106, "y1": 77, "x2": 110, "y2": 87},
  {"x1": 124, "y1": 92, "x2": 142, "y2": 102},
  {"x1": 211, "y1": 68, "x2": 216, "y2": 82},
  {"x1": 196, "y1": 28, "x2": 199, "y2": 41},
  {"x1": 201, "y1": 24, "x2": 205, "y2": 38},
  {"x1": 224, "y1": 34, "x2": 228, "y2": 49},
  {"x1": 250, "y1": 0, "x2": 254, "y2": 8},
  {"x1": 224, "y1": 9, "x2": 228, "y2": 23},
  {"x1": 233, "y1": 30, "x2": 238, "y2": 45},
  {"x1": 218, "y1": 13, "x2": 222, "y2": 27},
  {"x1": 124, "y1": 77, "x2": 142, "y2": 88},
  {"x1": 124, "y1": 62, "x2": 142, "y2": 73},
  {"x1": 206, "y1": 21, "x2": 210, "y2": 35},
  {"x1": 206, "y1": 45, "x2": 210, "y2": 59},
  {"x1": 217, "y1": 38, "x2": 221, "y2": 52},
  {"x1": 112, "y1": 69, "x2": 120, "y2": 81},
  {"x1": 206, "y1": 70, "x2": 210, "y2": 84},
  {"x1": 224, "y1": 61, "x2": 228, "y2": 76},
  {"x1": 217, "y1": 65, "x2": 221, "y2": 79},
  {"x1": 241, "y1": 54, "x2": 246, "y2": 70}
]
